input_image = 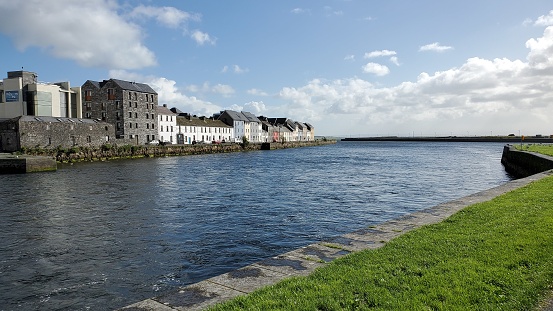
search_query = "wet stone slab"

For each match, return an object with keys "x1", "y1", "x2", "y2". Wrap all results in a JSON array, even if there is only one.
[
  {"x1": 286, "y1": 243, "x2": 351, "y2": 263},
  {"x1": 118, "y1": 298, "x2": 176, "y2": 311},
  {"x1": 256, "y1": 253, "x2": 324, "y2": 276},
  {"x1": 207, "y1": 265, "x2": 289, "y2": 293},
  {"x1": 152, "y1": 281, "x2": 244, "y2": 311}
]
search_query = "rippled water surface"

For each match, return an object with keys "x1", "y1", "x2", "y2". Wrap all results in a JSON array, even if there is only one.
[{"x1": 0, "y1": 141, "x2": 512, "y2": 310}]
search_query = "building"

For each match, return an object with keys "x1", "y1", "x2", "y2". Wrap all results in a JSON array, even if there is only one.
[
  {"x1": 0, "y1": 116, "x2": 113, "y2": 152},
  {"x1": 241, "y1": 111, "x2": 262, "y2": 143},
  {"x1": 81, "y1": 79, "x2": 158, "y2": 145},
  {"x1": 176, "y1": 114, "x2": 233, "y2": 144},
  {"x1": 267, "y1": 118, "x2": 298, "y2": 142},
  {"x1": 215, "y1": 110, "x2": 263, "y2": 143},
  {"x1": 157, "y1": 105, "x2": 177, "y2": 144},
  {"x1": 0, "y1": 70, "x2": 82, "y2": 119}
]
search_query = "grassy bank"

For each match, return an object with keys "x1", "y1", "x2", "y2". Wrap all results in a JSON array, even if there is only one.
[
  {"x1": 210, "y1": 176, "x2": 553, "y2": 310},
  {"x1": 516, "y1": 144, "x2": 553, "y2": 157}
]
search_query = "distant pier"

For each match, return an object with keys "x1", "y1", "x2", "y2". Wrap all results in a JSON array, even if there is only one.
[{"x1": 341, "y1": 136, "x2": 553, "y2": 143}]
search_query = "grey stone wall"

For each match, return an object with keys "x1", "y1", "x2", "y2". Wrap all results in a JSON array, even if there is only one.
[{"x1": 16, "y1": 118, "x2": 113, "y2": 150}]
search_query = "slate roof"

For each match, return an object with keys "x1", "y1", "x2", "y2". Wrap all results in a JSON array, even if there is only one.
[
  {"x1": 220, "y1": 110, "x2": 249, "y2": 122},
  {"x1": 157, "y1": 105, "x2": 175, "y2": 115},
  {"x1": 110, "y1": 79, "x2": 157, "y2": 94},
  {"x1": 176, "y1": 116, "x2": 232, "y2": 128},
  {"x1": 241, "y1": 111, "x2": 260, "y2": 123},
  {"x1": 85, "y1": 78, "x2": 157, "y2": 94}
]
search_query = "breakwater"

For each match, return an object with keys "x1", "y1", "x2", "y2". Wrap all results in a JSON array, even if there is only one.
[
  {"x1": 501, "y1": 144, "x2": 553, "y2": 178},
  {"x1": 17, "y1": 140, "x2": 335, "y2": 163},
  {"x1": 343, "y1": 136, "x2": 553, "y2": 143}
]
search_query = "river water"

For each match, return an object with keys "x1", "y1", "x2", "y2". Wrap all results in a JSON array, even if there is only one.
[{"x1": 0, "y1": 141, "x2": 512, "y2": 310}]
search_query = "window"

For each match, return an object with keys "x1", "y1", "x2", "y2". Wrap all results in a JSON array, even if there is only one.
[
  {"x1": 107, "y1": 88, "x2": 115, "y2": 100},
  {"x1": 129, "y1": 112, "x2": 132, "y2": 118},
  {"x1": 116, "y1": 101, "x2": 120, "y2": 109},
  {"x1": 85, "y1": 90, "x2": 92, "y2": 101},
  {"x1": 146, "y1": 113, "x2": 149, "y2": 119},
  {"x1": 135, "y1": 123, "x2": 138, "y2": 128},
  {"x1": 117, "y1": 122, "x2": 121, "y2": 130},
  {"x1": 146, "y1": 123, "x2": 149, "y2": 129},
  {"x1": 151, "y1": 114, "x2": 154, "y2": 119},
  {"x1": 171, "y1": 126, "x2": 173, "y2": 132},
  {"x1": 134, "y1": 102, "x2": 137, "y2": 108},
  {"x1": 101, "y1": 102, "x2": 106, "y2": 109},
  {"x1": 128, "y1": 92, "x2": 132, "y2": 100},
  {"x1": 134, "y1": 112, "x2": 138, "y2": 118},
  {"x1": 129, "y1": 101, "x2": 132, "y2": 107},
  {"x1": 87, "y1": 136, "x2": 92, "y2": 143},
  {"x1": 129, "y1": 122, "x2": 133, "y2": 128}
]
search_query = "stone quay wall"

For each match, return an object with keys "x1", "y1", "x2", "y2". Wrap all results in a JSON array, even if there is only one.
[
  {"x1": 501, "y1": 144, "x2": 553, "y2": 178},
  {"x1": 18, "y1": 140, "x2": 336, "y2": 163}
]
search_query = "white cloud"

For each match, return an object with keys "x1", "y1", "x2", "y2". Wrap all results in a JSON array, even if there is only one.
[
  {"x1": 212, "y1": 84, "x2": 235, "y2": 97},
  {"x1": 344, "y1": 55, "x2": 355, "y2": 61},
  {"x1": 364, "y1": 50, "x2": 397, "y2": 58},
  {"x1": 278, "y1": 26, "x2": 553, "y2": 136},
  {"x1": 291, "y1": 8, "x2": 309, "y2": 14},
  {"x1": 243, "y1": 101, "x2": 267, "y2": 114},
  {"x1": 362, "y1": 62, "x2": 390, "y2": 76},
  {"x1": 128, "y1": 5, "x2": 200, "y2": 28},
  {"x1": 221, "y1": 66, "x2": 229, "y2": 73},
  {"x1": 419, "y1": 42, "x2": 453, "y2": 52},
  {"x1": 233, "y1": 65, "x2": 248, "y2": 74},
  {"x1": 390, "y1": 56, "x2": 400, "y2": 66},
  {"x1": 190, "y1": 30, "x2": 216, "y2": 45},
  {"x1": 186, "y1": 82, "x2": 235, "y2": 97},
  {"x1": 0, "y1": 0, "x2": 156, "y2": 69},
  {"x1": 247, "y1": 89, "x2": 269, "y2": 96},
  {"x1": 534, "y1": 10, "x2": 553, "y2": 26},
  {"x1": 109, "y1": 70, "x2": 222, "y2": 116}
]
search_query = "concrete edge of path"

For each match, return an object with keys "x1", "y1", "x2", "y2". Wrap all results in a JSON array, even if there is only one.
[{"x1": 117, "y1": 170, "x2": 553, "y2": 311}]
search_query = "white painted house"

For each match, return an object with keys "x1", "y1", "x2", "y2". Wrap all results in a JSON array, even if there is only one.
[
  {"x1": 176, "y1": 115, "x2": 232, "y2": 144},
  {"x1": 157, "y1": 105, "x2": 177, "y2": 143}
]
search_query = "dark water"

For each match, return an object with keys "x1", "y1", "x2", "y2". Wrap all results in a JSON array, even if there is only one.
[{"x1": 0, "y1": 141, "x2": 511, "y2": 310}]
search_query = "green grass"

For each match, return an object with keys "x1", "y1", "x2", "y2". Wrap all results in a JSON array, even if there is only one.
[
  {"x1": 209, "y1": 176, "x2": 553, "y2": 310},
  {"x1": 515, "y1": 144, "x2": 553, "y2": 157}
]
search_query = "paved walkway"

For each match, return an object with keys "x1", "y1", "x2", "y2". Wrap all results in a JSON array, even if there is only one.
[{"x1": 118, "y1": 171, "x2": 553, "y2": 311}]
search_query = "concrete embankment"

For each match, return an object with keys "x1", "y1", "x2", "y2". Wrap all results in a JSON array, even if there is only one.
[
  {"x1": 0, "y1": 153, "x2": 57, "y2": 174},
  {"x1": 17, "y1": 140, "x2": 335, "y2": 163},
  {"x1": 501, "y1": 144, "x2": 553, "y2": 178},
  {"x1": 118, "y1": 146, "x2": 553, "y2": 311}
]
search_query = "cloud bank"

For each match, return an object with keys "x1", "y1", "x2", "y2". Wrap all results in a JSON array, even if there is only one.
[
  {"x1": 278, "y1": 26, "x2": 553, "y2": 136},
  {"x1": 0, "y1": 0, "x2": 213, "y2": 69}
]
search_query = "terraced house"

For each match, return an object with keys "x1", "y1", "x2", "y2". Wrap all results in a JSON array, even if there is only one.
[{"x1": 81, "y1": 79, "x2": 158, "y2": 145}]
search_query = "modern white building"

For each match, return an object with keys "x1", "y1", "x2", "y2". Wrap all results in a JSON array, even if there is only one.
[
  {"x1": 157, "y1": 105, "x2": 177, "y2": 143},
  {"x1": 0, "y1": 71, "x2": 82, "y2": 119}
]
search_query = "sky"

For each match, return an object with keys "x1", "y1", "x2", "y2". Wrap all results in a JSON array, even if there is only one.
[{"x1": 1, "y1": 1, "x2": 553, "y2": 137}]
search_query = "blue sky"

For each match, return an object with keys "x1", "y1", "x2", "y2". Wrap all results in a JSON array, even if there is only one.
[{"x1": 1, "y1": 1, "x2": 553, "y2": 137}]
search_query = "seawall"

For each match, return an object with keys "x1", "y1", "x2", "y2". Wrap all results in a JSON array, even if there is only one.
[
  {"x1": 501, "y1": 144, "x2": 553, "y2": 178},
  {"x1": 17, "y1": 140, "x2": 336, "y2": 163}
]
